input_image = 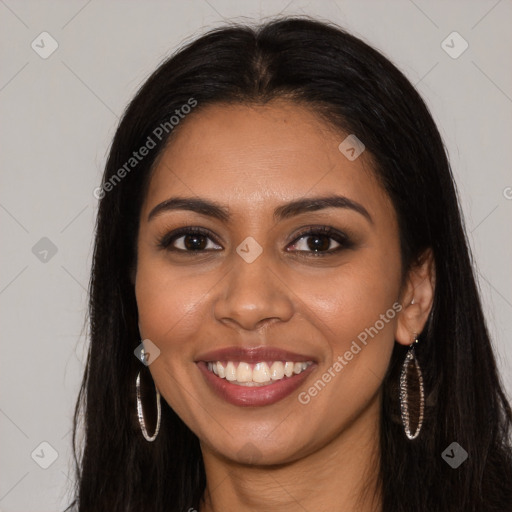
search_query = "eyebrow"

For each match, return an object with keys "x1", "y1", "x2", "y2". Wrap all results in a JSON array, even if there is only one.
[{"x1": 147, "y1": 195, "x2": 373, "y2": 224}]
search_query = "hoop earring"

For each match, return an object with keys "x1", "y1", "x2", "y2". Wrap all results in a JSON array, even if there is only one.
[
  {"x1": 136, "y1": 370, "x2": 161, "y2": 442},
  {"x1": 399, "y1": 338, "x2": 425, "y2": 440}
]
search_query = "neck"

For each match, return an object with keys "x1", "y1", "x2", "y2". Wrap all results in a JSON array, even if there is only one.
[{"x1": 199, "y1": 392, "x2": 382, "y2": 512}]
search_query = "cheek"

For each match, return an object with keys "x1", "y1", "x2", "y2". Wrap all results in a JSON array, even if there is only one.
[
  {"x1": 291, "y1": 258, "x2": 400, "y2": 429},
  {"x1": 134, "y1": 255, "x2": 210, "y2": 417},
  {"x1": 312, "y1": 256, "x2": 399, "y2": 309},
  {"x1": 296, "y1": 251, "x2": 401, "y2": 366},
  {"x1": 135, "y1": 253, "x2": 210, "y2": 350}
]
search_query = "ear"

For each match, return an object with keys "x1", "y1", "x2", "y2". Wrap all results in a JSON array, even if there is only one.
[{"x1": 395, "y1": 248, "x2": 436, "y2": 346}]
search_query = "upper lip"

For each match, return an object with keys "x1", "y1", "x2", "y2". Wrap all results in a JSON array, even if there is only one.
[{"x1": 195, "y1": 345, "x2": 318, "y2": 363}]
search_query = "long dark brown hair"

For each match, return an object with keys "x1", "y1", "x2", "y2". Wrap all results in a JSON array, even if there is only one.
[{"x1": 64, "y1": 16, "x2": 512, "y2": 511}]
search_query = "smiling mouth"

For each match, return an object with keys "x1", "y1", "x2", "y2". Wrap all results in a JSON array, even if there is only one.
[{"x1": 206, "y1": 360, "x2": 314, "y2": 386}]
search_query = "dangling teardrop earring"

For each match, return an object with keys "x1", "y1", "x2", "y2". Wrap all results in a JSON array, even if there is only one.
[{"x1": 399, "y1": 336, "x2": 425, "y2": 440}]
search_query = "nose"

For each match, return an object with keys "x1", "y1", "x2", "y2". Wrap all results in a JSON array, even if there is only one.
[{"x1": 213, "y1": 249, "x2": 294, "y2": 331}]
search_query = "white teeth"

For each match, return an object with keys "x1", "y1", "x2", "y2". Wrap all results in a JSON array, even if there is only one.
[
  {"x1": 270, "y1": 361, "x2": 284, "y2": 380},
  {"x1": 206, "y1": 360, "x2": 313, "y2": 385},
  {"x1": 253, "y1": 362, "x2": 271, "y2": 383},
  {"x1": 293, "y1": 362, "x2": 309, "y2": 374},
  {"x1": 225, "y1": 361, "x2": 237, "y2": 381},
  {"x1": 236, "y1": 362, "x2": 252, "y2": 382},
  {"x1": 216, "y1": 361, "x2": 225, "y2": 378}
]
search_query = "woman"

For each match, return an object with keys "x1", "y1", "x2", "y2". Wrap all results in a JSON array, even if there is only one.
[{"x1": 65, "y1": 16, "x2": 512, "y2": 512}]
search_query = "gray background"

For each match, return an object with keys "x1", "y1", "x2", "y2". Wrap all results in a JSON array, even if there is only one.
[{"x1": 1, "y1": 1, "x2": 511, "y2": 510}]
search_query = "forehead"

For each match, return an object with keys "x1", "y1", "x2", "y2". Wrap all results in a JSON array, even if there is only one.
[{"x1": 142, "y1": 100, "x2": 389, "y2": 221}]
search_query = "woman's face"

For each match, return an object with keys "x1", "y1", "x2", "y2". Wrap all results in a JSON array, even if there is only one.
[{"x1": 135, "y1": 100, "x2": 404, "y2": 464}]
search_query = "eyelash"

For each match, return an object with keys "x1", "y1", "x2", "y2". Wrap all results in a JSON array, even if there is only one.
[{"x1": 156, "y1": 225, "x2": 353, "y2": 257}]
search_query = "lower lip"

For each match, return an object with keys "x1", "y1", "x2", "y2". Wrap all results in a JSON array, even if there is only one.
[{"x1": 196, "y1": 361, "x2": 316, "y2": 407}]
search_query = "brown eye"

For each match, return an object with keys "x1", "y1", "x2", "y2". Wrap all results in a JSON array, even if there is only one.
[
  {"x1": 157, "y1": 227, "x2": 222, "y2": 252},
  {"x1": 295, "y1": 234, "x2": 339, "y2": 252},
  {"x1": 287, "y1": 226, "x2": 352, "y2": 256}
]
